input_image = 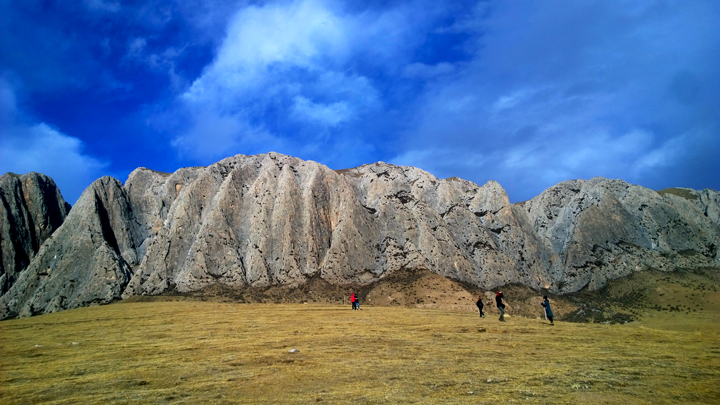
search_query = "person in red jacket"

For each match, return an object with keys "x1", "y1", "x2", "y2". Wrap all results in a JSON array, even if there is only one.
[{"x1": 351, "y1": 293, "x2": 357, "y2": 310}]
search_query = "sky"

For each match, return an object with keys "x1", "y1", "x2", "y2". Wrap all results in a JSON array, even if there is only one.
[{"x1": 1, "y1": 0, "x2": 719, "y2": 204}]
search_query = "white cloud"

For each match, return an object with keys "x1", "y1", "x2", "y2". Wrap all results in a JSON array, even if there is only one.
[
  {"x1": 492, "y1": 87, "x2": 542, "y2": 112},
  {"x1": 122, "y1": 37, "x2": 186, "y2": 91},
  {"x1": 0, "y1": 123, "x2": 108, "y2": 205},
  {"x1": 631, "y1": 130, "x2": 702, "y2": 174},
  {"x1": 291, "y1": 96, "x2": 354, "y2": 127},
  {"x1": 167, "y1": 0, "x2": 399, "y2": 161},
  {"x1": 391, "y1": 148, "x2": 486, "y2": 178},
  {"x1": 183, "y1": 0, "x2": 349, "y2": 108},
  {"x1": 391, "y1": 125, "x2": 693, "y2": 201},
  {"x1": 0, "y1": 79, "x2": 108, "y2": 204}
]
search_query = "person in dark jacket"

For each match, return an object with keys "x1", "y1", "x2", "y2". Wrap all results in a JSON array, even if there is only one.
[
  {"x1": 496, "y1": 292, "x2": 506, "y2": 322},
  {"x1": 541, "y1": 295, "x2": 554, "y2": 325},
  {"x1": 476, "y1": 296, "x2": 485, "y2": 318}
]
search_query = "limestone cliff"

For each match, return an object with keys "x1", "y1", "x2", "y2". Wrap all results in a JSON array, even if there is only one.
[
  {"x1": 521, "y1": 179, "x2": 720, "y2": 292},
  {"x1": 0, "y1": 177, "x2": 136, "y2": 318},
  {"x1": 0, "y1": 172, "x2": 71, "y2": 295},
  {"x1": 121, "y1": 154, "x2": 547, "y2": 296},
  {"x1": 1, "y1": 153, "x2": 718, "y2": 319}
]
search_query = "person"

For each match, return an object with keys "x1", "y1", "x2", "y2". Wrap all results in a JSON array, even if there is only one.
[
  {"x1": 541, "y1": 295, "x2": 554, "y2": 325},
  {"x1": 351, "y1": 293, "x2": 357, "y2": 310},
  {"x1": 476, "y1": 296, "x2": 485, "y2": 318},
  {"x1": 355, "y1": 295, "x2": 360, "y2": 310},
  {"x1": 496, "y1": 291, "x2": 506, "y2": 322}
]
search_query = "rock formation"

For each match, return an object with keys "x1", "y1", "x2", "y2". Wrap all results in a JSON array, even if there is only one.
[
  {"x1": 521, "y1": 179, "x2": 720, "y2": 292},
  {"x1": 0, "y1": 172, "x2": 71, "y2": 295},
  {"x1": 1, "y1": 153, "x2": 718, "y2": 319},
  {"x1": 0, "y1": 177, "x2": 138, "y2": 318}
]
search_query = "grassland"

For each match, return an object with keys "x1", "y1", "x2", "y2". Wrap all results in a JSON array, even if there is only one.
[{"x1": 1, "y1": 300, "x2": 719, "y2": 404}]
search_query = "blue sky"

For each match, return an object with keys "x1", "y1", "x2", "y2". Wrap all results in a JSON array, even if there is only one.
[{"x1": 1, "y1": 0, "x2": 718, "y2": 204}]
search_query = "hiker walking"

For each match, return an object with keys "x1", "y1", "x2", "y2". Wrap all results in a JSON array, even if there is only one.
[
  {"x1": 476, "y1": 296, "x2": 485, "y2": 318},
  {"x1": 496, "y1": 291, "x2": 506, "y2": 322},
  {"x1": 351, "y1": 293, "x2": 357, "y2": 310},
  {"x1": 541, "y1": 295, "x2": 554, "y2": 325}
]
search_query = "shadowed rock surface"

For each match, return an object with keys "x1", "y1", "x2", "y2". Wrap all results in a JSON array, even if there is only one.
[
  {"x1": 1, "y1": 153, "x2": 718, "y2": 319},
  {"x1": 0, "y1": 177, "x2": 137, "y2": 318},
  {"x1": 0, "y1": 172, "x2": 71, "y2": 295}
]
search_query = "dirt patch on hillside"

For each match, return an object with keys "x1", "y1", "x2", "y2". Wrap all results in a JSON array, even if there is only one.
[{"x1": 365, "y1": 268, "x2": 476, "y2": 311}]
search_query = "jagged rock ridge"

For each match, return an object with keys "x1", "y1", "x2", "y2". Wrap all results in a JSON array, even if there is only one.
[
  {"x1": 0, "y1": 172, "x2": 71, "y2": 295},
  {"x1": 521, "y1": 179, "x2": 719, "y2": 291},
  {"x1": 1, "y1": 153, "x2": 718, "y2": 319}
]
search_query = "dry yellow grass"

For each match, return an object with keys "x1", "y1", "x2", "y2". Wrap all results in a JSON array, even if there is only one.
[{"x1": 1, "y1": 301, "x2": 719, "y2": 404}]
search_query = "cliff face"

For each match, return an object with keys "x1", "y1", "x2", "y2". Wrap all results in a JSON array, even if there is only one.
[
  {"x1": 120, "y1": 153, "x2": 552, "y2": 296},
  {"x1": 522, "y1": 179, "x2": 720, "y2": 292},
  {"x1": 0, "y1": 177, "x2": 136, "y2": 318},
  {"x1": 1, "y1": 153, "x2": 718, "y2": 318},
  {"x1": 0, "y1": 172, "x2": 71, "y2": 295}
]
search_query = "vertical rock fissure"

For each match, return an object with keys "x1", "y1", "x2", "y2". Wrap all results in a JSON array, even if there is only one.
[{"x1": 95, "y1": 193, "x2": 121, "y2": 257}]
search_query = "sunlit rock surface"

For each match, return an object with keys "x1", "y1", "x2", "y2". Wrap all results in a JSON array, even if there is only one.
[{"x1": 1, "y1": 153, "x2": 718, "y2": 318}]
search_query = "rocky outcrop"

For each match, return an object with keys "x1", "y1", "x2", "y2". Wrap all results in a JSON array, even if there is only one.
[
  {"x1": 521, "y1": 179, "x2": 720, "y2": 292},
  {"x1": 121, "y1": 155, "x2": 545, "y2": 297},
  {"x1": 0, "y1": 177, "x2": 136, "y2": 318},
  {"x1": 1, "y1": 153, "x2": 718, "y2": 319},
  {"x1": 0, "y1": 172, "x2": 71, "y2": 295}
]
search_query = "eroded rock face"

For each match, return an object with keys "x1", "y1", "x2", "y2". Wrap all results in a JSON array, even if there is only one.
[
  {"x1": 1, "y1": 154, "x2": 718, "y2": 319},
  {"x1": 521, "y1": 178, "x2": 720, "y2": 292},
  {"x1": 0, "y1": 172, "x2": 71, "y2": 295},
  {"x1": 0, "y1": 177, "x2": 136, "y2": 318},
  {"x1": 121, "y1": 155, "x2": 548, "y2": 296}
]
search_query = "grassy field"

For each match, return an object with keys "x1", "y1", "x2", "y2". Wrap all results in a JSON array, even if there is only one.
[{"x1": 1, "y1": 300, "x2": 719, "y2": 404}]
